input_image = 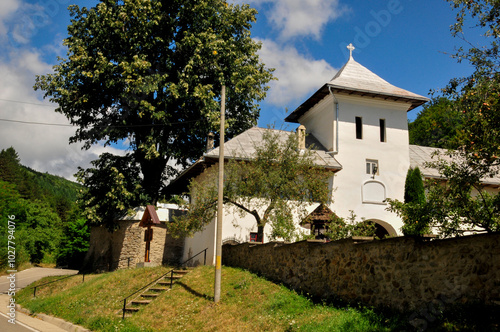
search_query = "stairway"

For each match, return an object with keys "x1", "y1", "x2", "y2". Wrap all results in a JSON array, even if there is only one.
[{"x1": 121, "y1": 269, "x2": 191, "y2": 316}]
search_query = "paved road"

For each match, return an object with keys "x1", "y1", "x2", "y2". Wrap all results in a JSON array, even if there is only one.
[
  {"x1": 0, "y1": 268, "x2": 78, "y2": 293},
  {"x1": 0, "y1": 268, "x2": 79, "y2": 332}
]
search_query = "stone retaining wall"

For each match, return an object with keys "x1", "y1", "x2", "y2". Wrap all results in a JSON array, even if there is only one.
[{"x1": 222, "y1": 233, "x2": 500, "y2": 311}]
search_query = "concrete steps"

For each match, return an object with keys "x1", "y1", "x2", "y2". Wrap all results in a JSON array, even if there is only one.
[{"x1": 120, "y1": 269, "x2": 191, "y2": 317}]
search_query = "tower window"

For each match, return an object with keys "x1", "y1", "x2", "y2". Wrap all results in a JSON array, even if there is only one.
[
  {"x1": 355, "y1": 117, "x2": 362, "y2": 139},
  {"x1": 380, "y1": 119, "x2": 386, "y2": 142},
  {"x1": 366, "y1": 159, "x2": 379, "y2": 176}
]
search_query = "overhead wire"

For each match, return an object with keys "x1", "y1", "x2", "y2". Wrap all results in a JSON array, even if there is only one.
[
  {"x1": 0, "y1": 98, "x2": 55, "y2": 107},
  {"x1": 0, "y1": 118, "x2": 203, "y2": 127},
  {"x1": 0, "y1": 98, "x2": 206, "y2": 127}
]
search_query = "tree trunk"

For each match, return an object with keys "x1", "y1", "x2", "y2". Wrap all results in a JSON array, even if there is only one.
[
  {"x1": 138, "y1": 156, "x2": 168, "y2": 204},
  {"x1": 256, "y1": 224, "x2": 265, "y2": 243}
]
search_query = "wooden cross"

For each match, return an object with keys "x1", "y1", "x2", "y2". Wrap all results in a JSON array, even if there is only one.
[
  {"x1": 347, "y1": 43, "x2": 355, "y2": 58},
  {"x1": 139, "y1": 205, "x2": 161, "y2": 262}
]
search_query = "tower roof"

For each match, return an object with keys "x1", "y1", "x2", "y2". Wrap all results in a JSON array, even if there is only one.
[
  {"x1": 328, "y1": 57, "x2": 428, "y2": 101},
  {"x1": 285, "y1": 47, "x2": 429, "y2": 123}
]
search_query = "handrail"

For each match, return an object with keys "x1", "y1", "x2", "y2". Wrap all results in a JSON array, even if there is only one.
[
  {"x1": 121, "y1": 248, "x2": 208, "y2": 319},
  {"x1": 31, "y1": 273, "x2": 83, "y2": 297}
]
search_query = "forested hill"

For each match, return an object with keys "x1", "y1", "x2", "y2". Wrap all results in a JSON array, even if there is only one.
[
  {"x1": 23, "y1": 165, "x2": 81, "y2": 204},
  {"x1": 0, "y1": 147, "x2": 88, "y2": 269},
  {"x1": 0, "y1": 147, "x2": 81, "y2": 219}
]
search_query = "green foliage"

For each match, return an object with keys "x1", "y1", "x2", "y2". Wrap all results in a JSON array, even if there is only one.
[
  {"x1": 0, "y1": 180, "x2": 22, "y2": 217},
  {"x1": 75, "y1": 153, "x2": 146, "y2": 230},
  {"x1": 434, "y1": 0, "x2": 500, "y2": 235},
  {"x1": 34, "y1": 0, "x2": 274, "y2": 208},
  {"x1": 0, "y1": 180, "x2": 23, "y2": 269},
  {"x1": 408, "y1": 98, "x2": 462, "y2": 148},
  {"x1": 15, "y1": 200, "x2": 63, "y2": 264},
  {"x1": 324, "y1": 211, "x2": 376, "y2": 241},
  {"x1": 404, "y1": 167, "x2": 425, "y2": 204},
  {"x1": 0, "y1": 147, "x2": 82, "y2": 223},
  {"x1": 386, "y1": 197, "x2": 432, "y2": 237},
  {"x1": 0, "y1": 147, "x2": 40, "y2": 199},
  {"x1": 171, "y1": 129, "x2": 332, "y2": 241},
  {"x1": 389, "y1": 1, "x2": 500, "y2": 237},
  {"x1": 57, "y1": 216, "x2": 90, "y2": 269},
  {"x1": 26, "y1": 166, "x2": 82, "y2": 203},
  {"x1": 0, "y1": 147, "x2": 23, "y2": 186},
  {"x1": 391, "y1": 167, "x2": 431, "y2": 236}
]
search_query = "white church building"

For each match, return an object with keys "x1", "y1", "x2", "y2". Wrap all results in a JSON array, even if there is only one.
[
  {"x1": 167, "y1": 45, "x2": 432, "y2": 265},
  {"x1": 84, "y1": 46, "x2": 500, "y2": 270}
]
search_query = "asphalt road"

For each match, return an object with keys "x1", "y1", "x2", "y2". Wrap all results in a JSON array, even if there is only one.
[
  {"x1": 0, "y1": 311, "x2": 39, "y2": 332},
  {"x1": 0, "y1": 267, "x2": 79, "y2": 332},
  {"x1": 0, "y1": 267, "x2": 78, "y2": 293}
]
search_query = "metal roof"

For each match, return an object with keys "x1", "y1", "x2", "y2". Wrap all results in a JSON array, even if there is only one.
[
  {"x1": 166, "y1": 127, "x2": 342, "y2": 195},
  {"x1": 286, "y1": 56, "x2": 429, "y2": 123},
  {"x1": 409, "y1": 145, "x2": 500, "y2": 186}
]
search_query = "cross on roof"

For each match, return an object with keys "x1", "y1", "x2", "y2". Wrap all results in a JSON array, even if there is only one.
[{"x1": 347, "y1": 43, "x2": 355, "y2": 59}]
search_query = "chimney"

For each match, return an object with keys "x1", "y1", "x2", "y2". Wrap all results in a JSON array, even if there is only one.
[
  {"x1": 297, "y1": 125, "x2": 306, "y2": 150},
  {"x1": 206, "y1": 132, "x2": 215, "y2": 152}
]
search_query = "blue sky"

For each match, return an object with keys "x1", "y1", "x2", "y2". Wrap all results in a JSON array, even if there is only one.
[{"x1": 0, "y1": 0, "x2": 483, "y2": 179}]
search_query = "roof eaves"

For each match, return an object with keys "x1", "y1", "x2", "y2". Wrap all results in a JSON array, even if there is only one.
[{"x1": 327, "y1": 84, "x2": 429, "y2": 111}]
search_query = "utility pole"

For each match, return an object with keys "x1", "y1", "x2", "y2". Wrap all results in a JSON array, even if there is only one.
[{"x1": 214, "y1": 85, "x2": 225, "y2": 303}]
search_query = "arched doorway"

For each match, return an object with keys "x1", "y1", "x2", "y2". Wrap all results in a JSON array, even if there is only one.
[
  {"x1": 365, "y1": 219, "x2": 396, "y2": 239},
  {"x1": 222, "y1": 237, "x2": 240, "y2": 245}
]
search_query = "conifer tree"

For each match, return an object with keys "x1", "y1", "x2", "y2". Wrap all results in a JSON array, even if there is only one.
[{"x1": 404, "y1": 167, "x2": 425, "y2": 204}]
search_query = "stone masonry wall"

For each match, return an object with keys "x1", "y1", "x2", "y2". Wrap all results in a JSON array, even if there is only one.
[
  {"x1": 83, "y1": 221, "x2": 184, "y2": 271},
  {"x1": 222, "y1": 233, "x2": 500, "y2": 311}
]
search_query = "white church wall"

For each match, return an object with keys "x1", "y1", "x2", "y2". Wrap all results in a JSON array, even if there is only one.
[
  {"x1": 182, "y1": 218, "x2": 216, "y2": 266},
  {"x1": 300, "y1": 94, "x2": 335, "y2": 151},
  {"x1": 182, "y1": 196, "x2": 317, "y2": 265}
]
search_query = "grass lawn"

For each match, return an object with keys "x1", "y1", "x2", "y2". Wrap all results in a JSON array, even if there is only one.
[{"x1": 15, "y1": 266, "x2": 498, "y2": 331}]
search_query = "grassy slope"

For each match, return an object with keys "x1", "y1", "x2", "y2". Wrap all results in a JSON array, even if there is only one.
[{"x1": 16, "y1": 266, "x2": 403, "y2": 332}]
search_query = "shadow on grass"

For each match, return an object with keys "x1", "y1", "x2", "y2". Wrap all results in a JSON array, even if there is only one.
[
  {"x1": 176, "y1": 282, "x2": 214, "y2": 301},
  {"x1": 308, "y1": 293, "x2": 500, "y2": 331}
]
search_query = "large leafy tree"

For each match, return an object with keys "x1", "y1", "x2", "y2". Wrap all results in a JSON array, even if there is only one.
[
  {"x1": 35, "y1": 0, "x2": 274, "y2": 213},
  {"x1": 170, "y1": 129, "x2": 332, "y2": 242},
  {"x1": 430, "y1": 0, "x2": 500, "y2": 235},
  {"x1": 389, "y1": 0, "x2": 500, "y2": 237}
]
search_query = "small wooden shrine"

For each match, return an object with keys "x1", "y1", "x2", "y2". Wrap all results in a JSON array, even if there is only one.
[
  {"x1": 139, "y1": 205, "x2": 161, "y2": 262},
  {"x1": 302, "y1": 204, "x2": 336, "y2": 240}
]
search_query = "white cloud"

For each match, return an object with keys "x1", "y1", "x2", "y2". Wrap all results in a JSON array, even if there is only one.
[
  {"x1": 243, "y1": 0, "x2": 348, "y2": 40},
  {"x1": 0, "y1": 0, "x2": 20, "y2": 39},
  {"x1": 257, "y1": 38, "x2": 337, "y2": 106},
  {"x1": 0, "y1": 48, "x2": 124, "y2": 181}
]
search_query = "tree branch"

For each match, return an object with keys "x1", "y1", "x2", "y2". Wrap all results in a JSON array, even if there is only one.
[{"x1": 224, "y1": 198, "x2": 261, "y2": 225}]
